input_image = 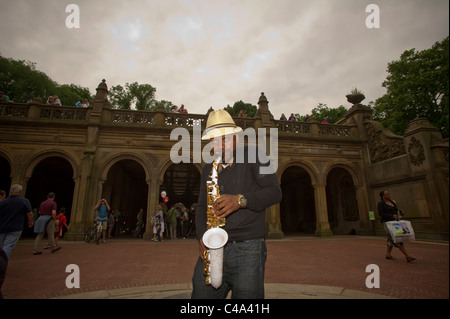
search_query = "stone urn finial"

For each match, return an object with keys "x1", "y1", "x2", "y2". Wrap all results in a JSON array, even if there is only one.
[{"x1": 346, "y1": 87, "x2": 365, "y2": 105}]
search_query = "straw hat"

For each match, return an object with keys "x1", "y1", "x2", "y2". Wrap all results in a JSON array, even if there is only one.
[{"x1": 201, "y1": 109, "x2": 242, "y2": 140}]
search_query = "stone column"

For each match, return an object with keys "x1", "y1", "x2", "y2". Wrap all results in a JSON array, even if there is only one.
[
  {"x1": 143, "y1": 170, "x2": 160, "y2": 240},
  {"x1": 66, "y1": 152, "x2": 95, "y2": 240},
  {"x1": 266, "y1": 203, "x2": 284, "y2": 239},
  {"x1": 313, "y1": 183, "x2": 333, "y2": 237}
]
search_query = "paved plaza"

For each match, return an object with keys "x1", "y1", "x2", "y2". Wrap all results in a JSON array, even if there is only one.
[{"x1": 2, "y1": 235, "x2": 448, "y2": 299}]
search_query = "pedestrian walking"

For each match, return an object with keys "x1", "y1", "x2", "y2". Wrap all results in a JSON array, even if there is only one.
[
  {"x1": 33, "y1": 192, "x2": 60, "y2": 254},
  {"x1": 0, "y1": 184, "x2": 33, "y2": 258},
  {"x1": 377, "y1": 190, "x2": 416, "y2": 262}
]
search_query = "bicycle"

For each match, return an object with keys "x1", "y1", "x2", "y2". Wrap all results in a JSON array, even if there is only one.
[
  {"x1": 95, "y1": 217, "x2": 107, "y2": 245},
  {"x1": 84, "y1": 219, "x2": 97, "y2": 243}
]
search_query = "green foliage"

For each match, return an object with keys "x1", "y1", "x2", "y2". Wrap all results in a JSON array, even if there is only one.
[
  {"x1": 311, "y1": 103, "x2": 347, "y2": 123},
  {"x1": 294, "y1": 103, "x2": 347, "y2": 123},
  {"x1": 0, "y1": 55, "x2": 57, "y2": 102},
  {"x1": 373, "y1": 37, "x2": 449, "y2": 138},
  {"x1": 0, "y1": 55, "x2": 92, "y2": 105},
  {"x1": 109, "y1": 84, "x2": 133, "y2": 109},
  {"x1": 224, "y1": 100, "x2": 257, "y2": 117},
  {"x1": 55, "y1": 84, "x2": 92, "y2": 106},
  {"x1": 151, "y1": 100, "x2": 176, "y2": 112},
  {"x1": 348, "y1": 87, "x2": 364, "y2": 95},
  {"x1": 109, "y1": 82, "x2": 157, "y2": 110}
]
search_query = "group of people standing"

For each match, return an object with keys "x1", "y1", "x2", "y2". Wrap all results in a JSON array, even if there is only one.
[{"x1": 151, "y1": 203, "x2": 194, "y2": 241}]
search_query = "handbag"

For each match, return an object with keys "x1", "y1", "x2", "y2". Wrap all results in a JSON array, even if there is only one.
[{"x1": 385, "y1": 220, "x2": 415, "y2": 243}]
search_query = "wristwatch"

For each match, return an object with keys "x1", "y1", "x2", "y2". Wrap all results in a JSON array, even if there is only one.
[{"x1": 237, "y1": 194, "x2": 247, "y2": 208}]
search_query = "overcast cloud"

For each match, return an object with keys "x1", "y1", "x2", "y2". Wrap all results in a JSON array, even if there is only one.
[{"x1": 0, "y1": 0, "x2": 448, "y2": 116}]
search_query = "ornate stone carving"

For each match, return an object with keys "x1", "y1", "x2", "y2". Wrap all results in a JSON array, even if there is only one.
[
  {"x1": 408, "y1": 137, "x2": 425, "y2": 166},
  {"x1": 364, "y1": 121, "x2": 406, "y2": 163}
]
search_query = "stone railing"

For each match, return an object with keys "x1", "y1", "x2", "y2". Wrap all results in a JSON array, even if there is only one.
[
  {"x1": 110, "y1": 109, "x2": 155, "y2": 125},
  {"x1": 0, "y1": 101, "x2": 356, "y2": 137},
  {"x1": 39, "y1": 105, "x2": 89, "y2": 121},
  {"x1": 275, "y1": 120, "x2": 310, "y2": 134},
  {"x1": 318, "y1": 123, "x2": 352, "y2": 136},
  {"x1": 164, "y1": 112, "x2": 206, "y2": 128},
  {"x1": 0, "y1": 103, "x2": 30, "y2": 118},
  {"x1": 0, "y1": 103, "x2": 89, "y2": 122},
  {"x1": 274, "y1": 120, "x2": 354, "y2": 137}
]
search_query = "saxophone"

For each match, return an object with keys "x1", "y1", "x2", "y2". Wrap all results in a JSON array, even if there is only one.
[{"x1": 202, "y1": 158, "x2": 228, "y2": 289}]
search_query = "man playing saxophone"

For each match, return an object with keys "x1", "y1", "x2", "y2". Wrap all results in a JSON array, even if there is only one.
[{"x1": 191, "y1": 110, "x2": 282, "y2": 299}]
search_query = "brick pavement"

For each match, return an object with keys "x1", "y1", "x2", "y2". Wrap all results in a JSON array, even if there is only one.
[{"x1": 1, "y1": 236, "x2": 448, "y2": 299}]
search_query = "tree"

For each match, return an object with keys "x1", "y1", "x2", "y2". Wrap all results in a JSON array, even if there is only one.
[
  {"x1": 109, "y1": 84, "x2": 133, "y2": 109},
  {"x1": 294, "y1": 103, "x2": 347, "y2": 123},
  {"x1": 0, "y1": 55, "x2": 57, "y2": 102},
  {"x1": 310, "y1": 103, "x2": 347, "y2": 123},
  {"x1": 224, "y1": 100, "x2": 257, "y2": 117},
  {"x1": 55, "y1": 84, "x2": 93, "y2": 106},
  {"x1": 151, "y1": 100, "x2": 176, "y2": 112},
  {"x1": 0, "y1": 55, "x2": 92, "y2": 105},
  {"x1": 373, "y1": 37, "x2": 449, "y2": 138},
  {"x1": 109, "y1": 82, "x2": 157, "y2": 110}
]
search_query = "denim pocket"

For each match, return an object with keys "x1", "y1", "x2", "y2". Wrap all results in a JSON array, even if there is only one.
[{"x1": 233, "y1": 238, "x2": 264, "y2": 255}]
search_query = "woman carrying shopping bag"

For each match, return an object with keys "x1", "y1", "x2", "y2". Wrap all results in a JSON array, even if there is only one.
[{"x1": 377, "y1": 190, "x2": 416, "y2": 263}]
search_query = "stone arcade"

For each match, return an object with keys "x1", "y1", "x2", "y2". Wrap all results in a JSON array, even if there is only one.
[{"x1": 0, "y1": 80, "x2": 448, "y2": 240}]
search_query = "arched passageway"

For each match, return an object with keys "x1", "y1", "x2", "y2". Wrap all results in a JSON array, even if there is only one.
[
  {"x1": 24, "y1": 156, "x2": 75, "y2": 237},
  {"x1": 160, "y1": 163, "x2": 201, "y2": 210},
  {"x1": 280, "y1": 166, "x2": 316, "y2": 235},
  {"x1": 326, "y1": 167, "x2": 360, "y2": 234},
  {"x1": 0, "y1": 156, "x2": 11, "y2": 196},
  {"x1": 101, "y1": 159, "x2": 148, "y2": 234}
]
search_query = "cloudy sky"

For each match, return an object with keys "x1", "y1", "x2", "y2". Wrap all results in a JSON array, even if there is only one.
[{"x1": 0, "y1": 0, "x2": 448, "y2": 117}]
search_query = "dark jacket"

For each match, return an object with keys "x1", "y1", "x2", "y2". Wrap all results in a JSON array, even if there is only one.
[
  {"x1": 195, "y1": 145, "x2": 282, "y2": 242},
  {"x1": 377, "y1": 200, "x2": 402, "y2": 223},
  {"x1": 0, "y1": 195, "x2": 32, "y2": 233}
]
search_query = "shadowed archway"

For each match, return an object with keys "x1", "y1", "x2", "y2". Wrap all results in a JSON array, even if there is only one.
[
  {"x1": 101, "y1": 159, "x2": 148, "y2": 234},
  {"x1": 24, "y1": 156, "x2": 75, "y2": 236},
  {"x1": 280, "y1": 165, "x2": 316, "y2": 234}
]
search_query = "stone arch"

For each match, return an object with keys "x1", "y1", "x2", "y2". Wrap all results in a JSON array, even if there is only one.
[
  {"x1": 158, "y1": 156, "x2": 202, "y2": 184},
  {"x1": 324, "y1": 163, "x2": 361, "y2": 235},
  {"x1": 278, "y1": 160, "x2": 318, "y2": 234},
  {"x1": 277, "y1": 160, "x2": 319, "y2": 186},
  {"x1": 0, "y1": 150, "x2": 13, "y2": 171},
  {"x1": 159, "y1": 160, "x2": 202, "y2": 212},
  {"x1": 98, "y1": 154, "x2": 151, "y2": 233},
  {"x1": 0, "y1": 151, "x2": 13, "y2": 195},
  {"x1": 323, "y1": 161, "x2": 362, "y2": 187},
  {"x1": 99, "y1": 152, "x2": 152, "y2": 183},
  {"x1": 22, "y1": 152, "x2": 76, "y2": 237},
  {"x1": 24, "y1": 149, "x2": 78, "y2": 180}
]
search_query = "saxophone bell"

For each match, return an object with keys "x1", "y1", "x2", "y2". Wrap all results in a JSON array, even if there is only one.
[{"x1": 202, "y1": 227, "x2": 228, "y2": 288}]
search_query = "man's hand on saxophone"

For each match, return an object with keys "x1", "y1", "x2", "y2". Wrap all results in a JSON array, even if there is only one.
[{"x1": 213, "y1": 194, "x2": 240, "y2": 219}]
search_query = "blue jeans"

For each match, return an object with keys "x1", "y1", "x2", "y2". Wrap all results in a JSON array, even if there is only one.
[
  {"x1": 191, "y1": 238, "x2": 267, "y2": 299},
  {"x1": 0, "y1": 231, "x2": 22, "y2": 259}
]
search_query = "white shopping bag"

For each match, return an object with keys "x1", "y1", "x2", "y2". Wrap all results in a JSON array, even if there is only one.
[{"x1": 385, "y1": 220, "x2": 415, "y2": 243}]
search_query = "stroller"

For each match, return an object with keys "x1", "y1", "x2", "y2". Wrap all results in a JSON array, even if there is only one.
[{"x1": 134, "y1": 220, "x2": 145, "y2": 238}]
